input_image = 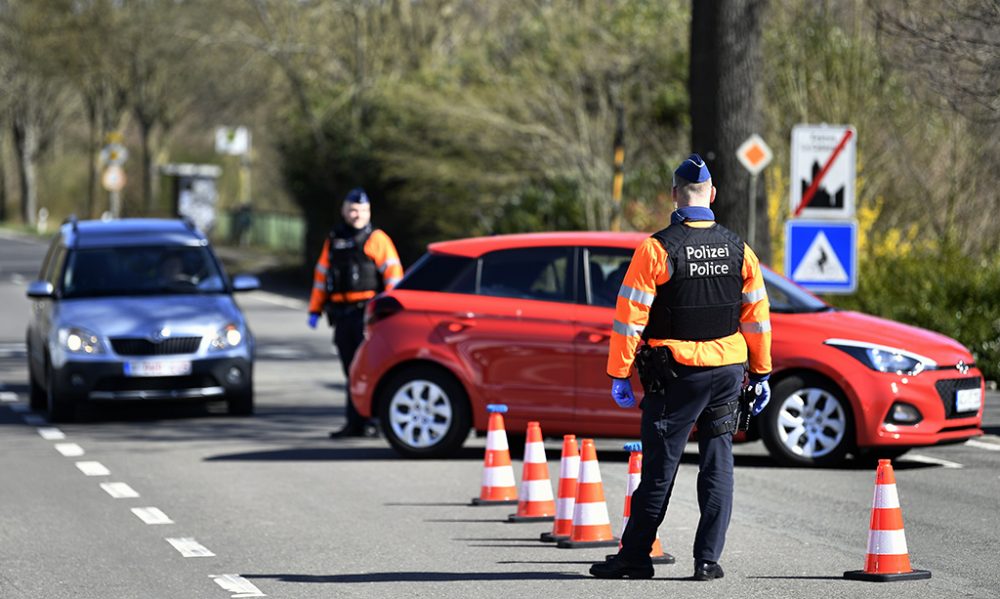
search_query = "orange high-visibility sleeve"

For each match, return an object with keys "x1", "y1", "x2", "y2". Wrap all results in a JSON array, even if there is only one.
[
  {"x1": 365, "y1": 229, "x2": 404, "y2": 290},
  {"x1": 739, "y1": 244, "x2": 772, "y2": 375},
  {"x1": 308, "y1": 238, "x2": 332, "y2": 313},
  {"x1": 607, "y1": 238, "x2": 669, "y2": 378}
]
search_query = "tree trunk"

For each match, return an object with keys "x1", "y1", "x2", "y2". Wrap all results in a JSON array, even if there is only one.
[
  {"x1": 690, "y1": 0, "x2": 770, "y2": 262},
  {"x1": 85, "y1": 95, "x2": 98, "y2": 219},
  {"x1": 139, "y1": 117, "x2": 153, "y2": 215},
  {"x1": 0, "y1": 131, "x2": 7, "y2": 223},
  {"x1": 12, "y1": 119, "x2": 39, "y2": 227}
]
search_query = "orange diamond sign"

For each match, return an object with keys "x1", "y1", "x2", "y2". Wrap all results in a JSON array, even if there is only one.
[{"x1": 736, "y1": 134, "x2": 773, "y2": 175}]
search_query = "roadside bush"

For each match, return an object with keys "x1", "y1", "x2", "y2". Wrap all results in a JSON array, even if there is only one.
[{"x1": 831, "y1": 242, "x2": 1000, "y2": 383}]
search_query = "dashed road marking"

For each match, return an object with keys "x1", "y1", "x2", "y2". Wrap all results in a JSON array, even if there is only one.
[
  {"x1": 100, "y1": 482, "x2": 140, "y2": 498},
  {"x1": 907, "y1": 454, "x2": 963, "y2": 469},
  {"x1": 75, "y1": 461, "x2": 110, "y2": 476},
  {"x1": 55, "y1": 443, "x2": 85, "y2": 457},
  {"x1": 9, "y1": 403, "x2": 29, "y2": 413},
  {"x1": 0, "y1": 391, "x2": 18, "y2": 402},
  {"x1": 131, "y1": 507, "x2": 174, "y2": 525},
  {"x1": 166, "y1": 538, "x2": 215, "y2": 557},
  {"x1": 210, "y1": 574, "x2": 266, "y2": 597},
  {"x1": 966, "y1": 439, "x2": 1000, "y2": 452},
  {"x1": 37, "y1": 427, "x2": 65, "y2": 440},
  {"x1": 23, "y1": 414, "x2": 46, "y2": 426}
]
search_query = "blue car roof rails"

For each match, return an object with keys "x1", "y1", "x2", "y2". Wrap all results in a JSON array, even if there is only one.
[{"x1": 62, "y1": 214, "x2": 78, "y2": 231}]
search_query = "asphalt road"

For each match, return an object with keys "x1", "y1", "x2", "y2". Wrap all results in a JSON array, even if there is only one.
[{"x1": 1, "y1": 229, "x2": 998, "y2": 599}]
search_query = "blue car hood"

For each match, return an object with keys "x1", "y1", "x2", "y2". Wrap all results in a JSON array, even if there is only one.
[{"x1": 55, "y1": 294, "x2": 244, "y2": 338}]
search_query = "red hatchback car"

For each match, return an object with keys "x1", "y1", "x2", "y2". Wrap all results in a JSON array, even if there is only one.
[{"x1": 349, "y1": 232, "x2": 985, "y2": 466}]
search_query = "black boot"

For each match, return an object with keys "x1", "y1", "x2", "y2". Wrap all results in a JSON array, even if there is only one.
[
  {"x1": 589, "y1": 556, "x2": 654, "y2": 579},
  {"x1": 329, "y1": 425, "x2": 365, "y2": 438},
  {"x1": 693, "y1": 559, "x2": 724, "y2": 581}
]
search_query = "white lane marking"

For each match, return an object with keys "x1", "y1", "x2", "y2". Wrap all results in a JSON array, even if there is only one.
[
  {"x1": 166, "y1": 538, "x2": 215, "y2": 558},
  {"x1": 966, "y1": 439, "x2": 1000, "y2": 452},
  {"x1": 10, "y1": 403, "x2": 29, "y2": 413},
  {"x1": 0, "y1": 391, "x2": 18, "y2": 402},
  {"x1": 76, "y1": 461, "x2": 111, "y2": 476},
  {"x1": 907, "y1": 454, "x2": 963, "y2": 469},
  {"x1": 55, "y1": 443, "x2": 85, "y2": 457},
  {"x1": 100, "y1": 482, "x2": 140, "y2": 498},
  {"x1": 23, "y1": 415, "x2": 47, "y2": 426},
  {"x1": 248, "y1": 290, "x2": 307, "y2": 311},
  {"x1": 131, "y1": 507, "x2": 174, "y2": 525},
  {"x1": 210, "y1": 574, "x2": 266, "y2": 597},
  {"x1": 37, "y1": 427, "x2": 65, "y2": 440}
]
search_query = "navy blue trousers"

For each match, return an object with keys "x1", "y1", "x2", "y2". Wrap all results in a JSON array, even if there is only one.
[
  {"x1": 331, "y1": 304, "x2": 366, "y2": 428},
  {"x1": 619, "y1": 363, "x2": 743, "y2": 565}
]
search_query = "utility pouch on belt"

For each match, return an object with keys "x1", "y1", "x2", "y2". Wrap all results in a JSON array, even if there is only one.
[
  {"x1": 698, "y1": 399, "x2": 739, "y2": 438},
  {"x1": 634, "y1": 345, "x2": 676, "y2": 395},
  {"x1": 735, "y1": 385, "x2": 754, "y2": 433}
]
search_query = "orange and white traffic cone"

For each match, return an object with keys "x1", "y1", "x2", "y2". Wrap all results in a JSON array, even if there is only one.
[
  {"x1": 606, "y1": 442, "x2": 675, "y2": 564},
  {"x1": 508, "y1": 421, "x2": 556, "y2": 522},
  {"x1": 844, "y1": 459, "x2": 931, "y2": 582},
  {"x1": 540, "y1": 434, "x2": 579, "y2": 542},
  {"x1": 470, "y1": 404, "x2": 518, "y2": 506},
  {"x1": 557, "y1": 438, "x2": 618, "y2": 548}
]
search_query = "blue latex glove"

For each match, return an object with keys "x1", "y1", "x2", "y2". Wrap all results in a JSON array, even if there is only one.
[
  {"x1": 749, "y1": 373, "x2": 771, "y2": 416},
  {"x1": 611, "y1": 378, "x2": 635, "y2": 409},
  {"x1": 307, "y1": 313, "x2": 320, "y2": 329}
]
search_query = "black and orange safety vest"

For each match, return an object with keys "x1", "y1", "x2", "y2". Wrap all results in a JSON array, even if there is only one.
[
  {"x1": 607, "y1": 220, "x2": 771, "y2": 379},
  {"x1": 308, "y1": 224, "x2": 403, "y2": 313}
]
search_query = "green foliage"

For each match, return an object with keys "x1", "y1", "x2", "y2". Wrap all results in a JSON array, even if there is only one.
[{"x1": 832, "y1": 243, "x2": 1000, "y2": 382}]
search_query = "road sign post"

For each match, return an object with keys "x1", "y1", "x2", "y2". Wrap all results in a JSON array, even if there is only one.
[{"x1": 736, "y1": 134, "x2": 773, "y2": 248}]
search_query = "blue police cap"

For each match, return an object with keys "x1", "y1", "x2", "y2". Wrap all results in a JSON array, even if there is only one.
[
  {"x1": 673, "y1": 153, "x2": 711, "y2": 185},
  {"x1": 344, "y1": 188, "x2": 370, "y2": 204}
]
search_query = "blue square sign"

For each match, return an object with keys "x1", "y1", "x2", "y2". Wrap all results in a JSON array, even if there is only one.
[{"x1": 785, "y1": 220, "x2": 857, "y2": 294}]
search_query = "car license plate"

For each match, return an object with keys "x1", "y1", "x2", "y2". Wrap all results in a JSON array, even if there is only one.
[
  {"x1": 955, "y1": 388, "x2": 982, "y2": 413},
  {"x1": 124, "y1": 360, "x2": 192, "y2": 378}
]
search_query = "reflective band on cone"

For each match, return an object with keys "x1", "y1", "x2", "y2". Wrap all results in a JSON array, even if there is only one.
[
  {"x1": 509, "y1": 422, "x2": 556, "y2": 522},
  {"x1": 471, "y1": 405, "x2": 518, "y2": 506},
  {"x1": 540, "y1": 435, "x2": 579, "y2": 542},
  {"x1": 606, "y1": 443, "x2": 675, "y2": 564},
  {"x1": 844, "y1": 459, "x2": 931, "y2": 582},
  {"x1": 557, "y1": 439, "x2": 618, "y2": 548}
]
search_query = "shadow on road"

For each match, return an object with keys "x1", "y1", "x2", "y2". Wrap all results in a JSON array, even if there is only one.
[
  {"x1": 206, "y1": 445, "x2": 483, "y2": 462},
  {"x1": 244, "y1": 571, "x2": 589, "y2": 583}
]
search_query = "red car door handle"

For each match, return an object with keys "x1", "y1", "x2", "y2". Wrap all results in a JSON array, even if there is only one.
[
  {"x1": 444, "y1": 320, "x2": 475, "y2": 333},
  {"x1": 580, "y1": 331, "x2": 610, "y2": 344}
]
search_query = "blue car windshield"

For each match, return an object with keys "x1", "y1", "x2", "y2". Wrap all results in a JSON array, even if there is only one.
[{"x1": 61, "y1": 246, "x2": 226, "y2": 298}]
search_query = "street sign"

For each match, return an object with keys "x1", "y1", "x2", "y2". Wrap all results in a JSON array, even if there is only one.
[
  {"x1": 215, "y1": 126, "x2": 250, "y2": 156},
  {"x1": 790, "y1": 124, "x2": 856, "y2": 219},
  {"x1": 99, "y1": 143, "x2": 128, "y2": 167},
  {"x1": 736, "y1": 134, "x2": 773, "y2": 175},
  {"x1": 785, "y1": 220, "x2": 857, "y2": 294},
  {"x1": 101, "y1": 164, "x2": 126, "y2": 192}
]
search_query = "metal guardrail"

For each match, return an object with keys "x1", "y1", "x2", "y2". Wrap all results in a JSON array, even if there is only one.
[{"x1": 214, "y1": 210, "x2": 304, "y2": 253}]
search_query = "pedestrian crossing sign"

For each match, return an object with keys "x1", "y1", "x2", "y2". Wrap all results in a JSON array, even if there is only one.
[{"x1": 785, "y1": 220, "x2": 857, "y2": 294}]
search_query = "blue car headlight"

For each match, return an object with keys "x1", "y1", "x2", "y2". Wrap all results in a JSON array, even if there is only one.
[
  {"x1": 59, "y1": 327, "x2": 104, "y2": 355},
  {"x1": 825, "y1": 339, "x2": 935, "y2": 376},
  {"x1": 210, "y1": 323, "x2": 244, "y2": 351}
]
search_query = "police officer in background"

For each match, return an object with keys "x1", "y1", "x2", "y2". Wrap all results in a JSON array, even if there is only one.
[
  {"x1": 590, "y1": 154, "x2": 772, "y2": 580},
  {"x1": 308, "y1": 188, "x2": 403, "y2": 438}
]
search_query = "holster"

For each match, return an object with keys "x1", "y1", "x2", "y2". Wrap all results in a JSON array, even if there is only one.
[
  {"x1": 735, "y1": 384, "x2": 755, "y2": 433},
  {"x1": 634, "y1": 345, "x2": 676, "y2": 395},
  {"x1": 698, "y1": 399, "x2": 740, "y2": 438}
]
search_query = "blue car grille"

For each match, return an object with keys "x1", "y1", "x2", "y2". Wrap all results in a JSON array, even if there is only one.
[{"x1": 110, "y1": 337, "x2": 201, "y2": 356}]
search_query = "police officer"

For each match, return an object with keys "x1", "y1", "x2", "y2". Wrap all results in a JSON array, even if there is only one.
[
  {"x1": 590, "y1": 154, "x2": 772, "y2": 580},
  {"x1": 307, "y1": 188, "x2": 403, "y2": 438}
]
